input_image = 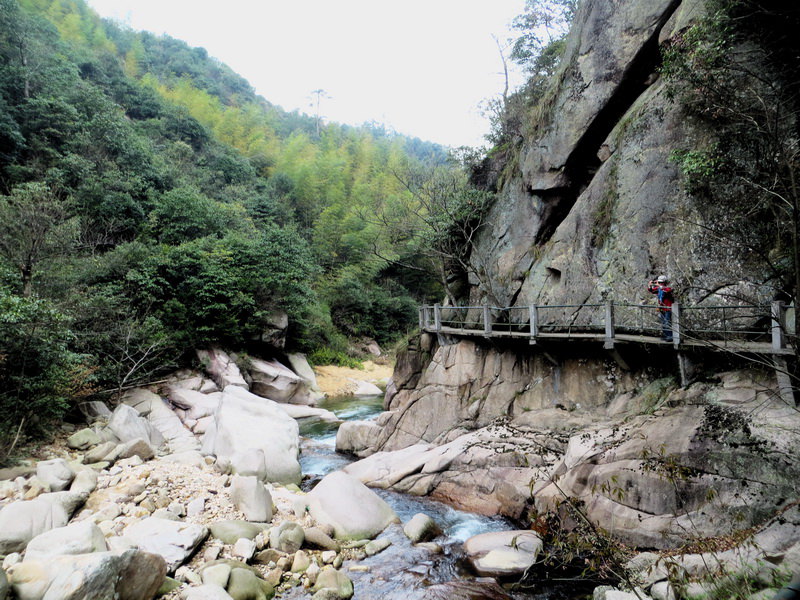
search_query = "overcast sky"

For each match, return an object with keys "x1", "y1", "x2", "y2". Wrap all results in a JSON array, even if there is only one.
[{"x1": 86, "y1": 0, "x2": 527, "y2": 148}]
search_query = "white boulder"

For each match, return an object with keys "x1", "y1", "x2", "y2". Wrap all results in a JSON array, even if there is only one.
[
  {"x1": 121, "y1": 517, "x2": 208, "y2": 573},
  {"x1": 7, "y1": 549, "x2": 166, "y2": 600},
  {"x1": 230, "y1": 475, "x2": 273, "y2": 522},
  {"x1": 203, "y1": 386, "x2": 301, "y2": 485},
  {"x1": 0, "y1": 491, "x2": 86, "y2": 554},
  {"x1": 306, "y1": 471, "x2": 398, "y2": 540},
  {"x1": 35, "y1": 459, "x2": 74, "y2": 492},
  {"x1": 464, "y1": 530, "x2": 543, "y2": 577},
  {"x1": 25, "y1": 520, "x2": 107, "y2": 560}
]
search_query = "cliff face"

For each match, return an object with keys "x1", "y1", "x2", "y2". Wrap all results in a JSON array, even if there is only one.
[
  {"x1": 339, "y1": 0, "x2": 800, "y2": 560},
  {"x1": 471, "y1": 0, "x2": 774, "y2": 312}
]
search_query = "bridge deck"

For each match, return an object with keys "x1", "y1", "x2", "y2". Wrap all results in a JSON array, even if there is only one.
[{"x1": 426, "y1": 325, "x2": 793, "y2": 355}]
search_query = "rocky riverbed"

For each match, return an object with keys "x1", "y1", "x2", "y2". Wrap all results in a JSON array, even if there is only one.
[{"x1": 0, "y1": 349, "x2": 553, "y2": 600}]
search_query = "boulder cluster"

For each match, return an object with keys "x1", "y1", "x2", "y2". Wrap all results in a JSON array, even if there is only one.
[{"x1": 0, "y1": 348, "x2": 410, "y2": 600}]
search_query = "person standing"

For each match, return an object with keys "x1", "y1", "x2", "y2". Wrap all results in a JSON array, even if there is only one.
[{"x1": 648, "y1": 275, "x2": 674, "y2": 341}]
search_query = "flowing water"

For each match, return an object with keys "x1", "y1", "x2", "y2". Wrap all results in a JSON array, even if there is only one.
[{"x1": 294, "y1": 394, "x2": 592, "y2": 600}]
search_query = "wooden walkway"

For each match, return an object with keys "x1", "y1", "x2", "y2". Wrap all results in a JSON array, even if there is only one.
[{"x1": 419, "y1": 301, "x2": 795, "y2": 356}]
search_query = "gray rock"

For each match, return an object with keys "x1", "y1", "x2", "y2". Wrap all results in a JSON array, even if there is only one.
[
  {"x1": 107, "y1": 404, "x2": 156, "y2": 445},
  {"x1": 227, "y1": 567, "x2": 270, "y2": 600},
  {"x1": 181, "y1": 584, "x2": 234, "y2": 600},
  {"x1": 464, "y1": 530, "x2": 543, "y2": 577},
  {"x1": 0, "y1": 491, "x2": 87, "y2": 554},
  {"x1": 209, "y1": 521, "x2": 265, "y2": 544},
  {"x1": 197, "y1": 348, "x2": 248, "y2": 390},
  {"x1": 77, "y1": 400, "x2": 112, "y2": 420},
  {"x1": 403, "y1": 513, "x2": 442, "y2": 543},
  {"x1": 201, "y1": 563, "x2": 232, "y2": 588},
  {"x1": 303, "y1": 527, "x2": 339, "y2": 551},
  {"x1": 230, "y1": 475, "x2": 273, "y2": 522},
  {"x1": 66, "y1": 428, "x2": 101, "y2": 450},
  {"x1": 25, "y1": 520, "x2": 107, "y2": 559},
  {"x1": 84, "y1": 441, "x2": 118, "y2": 464},
  {"x1": 69, "y1": 469, "x2": 98, "y2": 496},
  {"x1": 269, "y1": 521, "x2": 304, "y2": 553},
  {"x1": 232, "y1": 538, "x2": 256, "y2": 561},
  {"x1": 0, "y1": 568, "x2": 7, "y2": 600},
  {"x1": 335, "y1": 421, "x2": 381, "y2": 457},
  {"x1": 307, "y1": 471, "x2": 398, "y2": 540},
  {"x1": 187, "y1": 496, "x2": 205, "y2": 516},
  {"x1": 365, "y1": 538, "x2": 391, "y2": 556},
  {"x1": 205, "y1": 386, "x2": 301, "y2": 485},
  {"x1": 35, "y1": 459, "x2": 74, "y2": 492},
  {"x1": 7, "y1": 548, "x2": 166, "y2": 600},
  {"x1": 292, "y1": 550, "x2": 311, "y2": 572},
  {"x1": 248, "y1": 357, "x2": 315, "y2": 405},
  {"x1": 118, "y1": 437, "x2": 155, "y2": 461},
  {"x1": 122, "y1": 517, "x2": 208, "y2": 573},
  {"x1": 312, "y1": 566, "x2": 353, "y2": 599}
]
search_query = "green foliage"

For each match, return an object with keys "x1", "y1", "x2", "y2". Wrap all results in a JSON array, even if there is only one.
[
  {"x1": 127, "y1": 228, "x2": 316, "y2": 347},
  {"x1": 0, "y1": 291, "x2": 89, "y2": 456},
  {"x1": 0, "y1": 0, "x2": 468, "y2": 451},
  {"x1": 307, "y1": 347, "x2": 363, "y2": 370}
]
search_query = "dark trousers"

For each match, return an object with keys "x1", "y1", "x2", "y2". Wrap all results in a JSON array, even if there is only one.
[{"x1": 660, "y1": 310, "x2": 673, "y2": 341}]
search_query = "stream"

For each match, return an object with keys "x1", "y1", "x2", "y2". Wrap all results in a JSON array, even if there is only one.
[{"x1": 292, "y1": 394, "x2": 593, "y2": 600}]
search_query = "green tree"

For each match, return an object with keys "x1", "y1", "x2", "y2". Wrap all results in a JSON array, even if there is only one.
[{"x1": 0, "y1": 182, "x2": 77, "y2": 296}]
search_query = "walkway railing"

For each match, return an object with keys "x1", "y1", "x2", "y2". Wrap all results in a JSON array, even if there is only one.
[{"x1": 418, "y1": 301, "x2": 793, "y2": 354}]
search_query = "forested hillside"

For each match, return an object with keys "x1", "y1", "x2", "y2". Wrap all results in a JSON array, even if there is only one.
[{"x1": 0, "y1": 0, "x2": 470, "y2": 451}]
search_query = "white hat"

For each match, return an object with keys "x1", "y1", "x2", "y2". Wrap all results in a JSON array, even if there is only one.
[{"x1": 657, "y1": 275, "x2": 668, "y2": 283}]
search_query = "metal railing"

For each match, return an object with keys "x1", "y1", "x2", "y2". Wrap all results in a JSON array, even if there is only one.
[{"x1": 419, "y1": 300, "x2": 790, "y2": 352}]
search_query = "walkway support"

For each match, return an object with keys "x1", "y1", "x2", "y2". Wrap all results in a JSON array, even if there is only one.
[
  {"x1": 529, "y1": 305, "x2": 538, "y2": 345},
  {"x1": 773, "y1": 301, "x2": 786, "y2": 351},
  {"x1": 604, "y1": 301, "x2": 615, "y2": 350}
]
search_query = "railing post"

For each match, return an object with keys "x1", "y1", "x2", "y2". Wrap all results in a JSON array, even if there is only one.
[
  {"x1": 772, "y1": 300, "x2": 786, "y2": 351},
  {"x1": 434, "y1": 304, "x2": 442, "y2": 333},
  {"x1": 604, "y1": 300, "x2": 614, "y2": 349},
  {"x1": 672, "y1": 302, "x2": 681, "y2": 349},
  {"x1": 529, "y1": 304, "x2": 538, "y2": 345},
  {"x1": 483, "y1": 305, "x2": 491, "y2": 336},
  {"x1": 419, "y1": 307, "x2": 424, "y2": 329}
]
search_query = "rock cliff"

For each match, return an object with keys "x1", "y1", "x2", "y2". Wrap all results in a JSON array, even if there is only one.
[
  {"x1": 339, "y1": 0, "x2": 800, "y2": 574},
  {"x1": 471, "y1": 0, "x2": 779, "y2": 315}
]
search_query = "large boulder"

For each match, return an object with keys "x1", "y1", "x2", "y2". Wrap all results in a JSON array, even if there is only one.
[
  {"x1": 229, "y1": 475, "x2": 273, "y2": 522},
  {"x1": 121, "y1": 517, "x2": 208, "y2": 573},
  {"x1": 335, "y1": 420, "x2": 382, "y2": 457},
  {"x1": 25, "y1": 520, "x2": 107, "y2": 559},
  {"x1": 122, "y1": 388, "x2": 197, "y2": 454},
  {"x1": 0, "y1": 491, "x2": 87, "y2": 554},
  {"x1": 463, "y1": 531, "x2": 543, "y2": 577},
  {"x1": 35, "y1": 459, "x2": 74, "y2": 492},
  {"x1": 107, "y1": 404, "x2": 159, "y2": 447},
  {"x1": 203, "y1": 386, "x2": 301, "y2": 485},
  {"x1": 169, "y1": 388, "x2": 222, "y2": 421},
  {"x1": 197, "y1": 348, "x2": 248, "y2": 389},
  {"x1": 7, "y1": 549, "x2": 166, "y2": 600},
  {"x1": 286, "y1": 353, "x2": 322, "y2": 392},
  {"x1": 306, "y1": 471, "x2": 398, "y2": 540},
  {"x1": 66, "y1": 428, "x2": 101, "y2": 450},
  {"x1": 269, "y1": 521, "x2": 304, "y2": 553},
  {"x1": 247, "y1": 357, "x2": 316, "y2": 405}
]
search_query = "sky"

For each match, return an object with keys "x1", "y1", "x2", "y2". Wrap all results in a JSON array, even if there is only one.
[{"x1": 86, "y1": 0, "x2": 528, "y2": 148}]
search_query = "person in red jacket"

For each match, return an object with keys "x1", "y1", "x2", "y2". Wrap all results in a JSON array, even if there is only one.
[{"x1": 648, "y1": 275, "x2": 674, "y2": 342}]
